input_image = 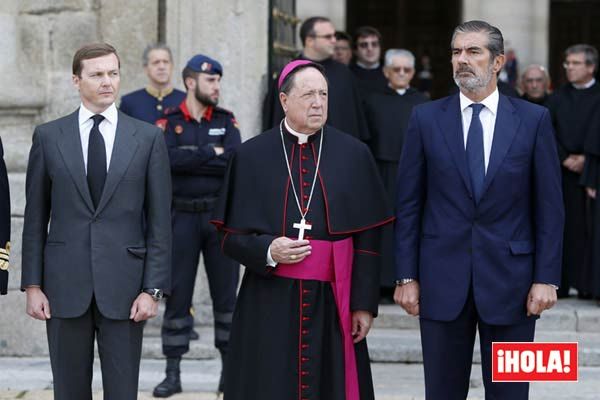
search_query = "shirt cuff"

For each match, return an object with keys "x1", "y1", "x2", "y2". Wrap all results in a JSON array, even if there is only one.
[{"x1": 266, "y1": 245, "x2": 277, "y2": 268}]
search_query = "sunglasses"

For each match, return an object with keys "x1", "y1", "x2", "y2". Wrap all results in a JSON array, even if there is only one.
[{"x1": 389, "y1": 66, "x2": 414, "y2": 73}]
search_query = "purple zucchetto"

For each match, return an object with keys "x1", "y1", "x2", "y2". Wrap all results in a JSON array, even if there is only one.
[{"x1": 277, "y1": 60, "x2": 318, "y2": 89}]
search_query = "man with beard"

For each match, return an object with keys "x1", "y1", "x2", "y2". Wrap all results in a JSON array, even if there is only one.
[
  {"x1": 363, "y1": 48, "x2": 428, "y2": 302},
  {"x1": 350, "y1": 26, "x2": 388, "y2": 95},
  {"x1": 395, "y1": 20, "x2": 563, "y2": 399},
  {"x1": 153, "y1": 54, "x2": 241, "y2": 398},
  {"x1": 120, "y1": 44, "x2": 185, "y2": 124},
  {"x1": 520, "y1": 64, "x2": 551, "y2": 106},
  {"x1": 262, "y1": 16, "x2": 370, "y2": 141},
  {"x1": 547, "y1": 44, "x2": 600, "y2": 299},
  {"x1": 212, "y1": 60, "x2": 394, "y2": 400}
]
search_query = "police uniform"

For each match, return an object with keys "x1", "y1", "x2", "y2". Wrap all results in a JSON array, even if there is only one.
[
  {"x1": 120, "y1": 86, "x2": 186, "y2": 124},
  {"x1": 154, "y1": 55, "x2": 241, "y2": 397},
  {"x1": 0, "y1": 136, "x2": 10, "y2": 295}
]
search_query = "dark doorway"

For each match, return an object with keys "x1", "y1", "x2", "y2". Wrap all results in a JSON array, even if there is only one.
[
  {"x1": 550, "y1": 0, "x2": 600, "y2": 88},
  {"x1": 347, "y1": 0, "x2": 462, "y2": 99}
]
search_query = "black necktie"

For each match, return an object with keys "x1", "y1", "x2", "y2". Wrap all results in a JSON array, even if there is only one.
[
  {"x1": 466, "y1": 103, "x2": 485, "y2": 203},
  {"x1": 87, "y1": 114, "x2": 106, "y2": 208}
]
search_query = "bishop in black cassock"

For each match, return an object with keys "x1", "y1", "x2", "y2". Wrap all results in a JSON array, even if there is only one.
[{"x1": 213, "y1": 61, "x2": 393, "y2": 400}]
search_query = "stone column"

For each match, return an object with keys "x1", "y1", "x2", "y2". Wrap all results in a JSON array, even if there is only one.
[
  {"x1": 297, "y1": 0, "x2": 346, "y2": 31},
  {"x1": 462, "y1": 0, "x2": 550, "y2": 77}
]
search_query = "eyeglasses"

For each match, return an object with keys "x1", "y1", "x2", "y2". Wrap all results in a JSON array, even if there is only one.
[
  {"x1": 312, "y1": 34, "x2": 336, "y2": 40},
  {"x1": 389, "y1": 66, "x2": 414, "y2": 74},
  {"x1": 563, "y1": 60, "x2": 586, "y2": 68},
  {"x1": 358, "y1": 41, "x2": 380, "y2": 49}
]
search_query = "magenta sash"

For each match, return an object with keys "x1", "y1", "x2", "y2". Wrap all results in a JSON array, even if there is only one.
[{"x1": 272, "y1": 237, "x2": 359, "y2": 400}]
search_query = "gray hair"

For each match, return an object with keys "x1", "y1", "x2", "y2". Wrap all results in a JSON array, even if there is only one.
[
  {"x1": 521, "y1": 64, "x2": 550, "y2": 80},
  {"x1": 142, "y1": 43, "x2": 174, "y2": 66},
  {"x1": 565, "y1": 44, "x2": 599, "y2": 72},
  {"x1": 451, "y1": 20, "x2": 504, "y2": 60},
  {"x1": 384, "y1": 49, "x2": 416, "y2": 68}
]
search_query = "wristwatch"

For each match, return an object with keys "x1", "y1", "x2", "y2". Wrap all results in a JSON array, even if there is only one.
[
  {"x1": 395, "y1": 278, "x2": 416, "y2": 286},
  {"x1": 143, "y1": 288, "x2": 164, "y2": 301}
]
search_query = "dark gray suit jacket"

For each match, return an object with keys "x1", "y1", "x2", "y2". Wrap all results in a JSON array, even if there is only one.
[{"x1": 21, "y1": 109, "x2": 172, "y2": 320}]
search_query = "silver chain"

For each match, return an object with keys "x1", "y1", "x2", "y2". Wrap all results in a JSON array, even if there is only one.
[{"x1": 279, "y1": 119, "x2": 324, "y2": 220}]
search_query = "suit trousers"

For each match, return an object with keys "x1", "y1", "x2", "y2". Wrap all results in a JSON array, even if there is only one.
[
  {"x1": 419, "y1": 289, "x2": 535, "y2": 400},
  {"x1": 46, "y1": 297, "x2": 144, "y2": 400}
]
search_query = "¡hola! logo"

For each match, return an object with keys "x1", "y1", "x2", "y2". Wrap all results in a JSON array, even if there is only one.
[{"x1": 492, "y1": 342, "x2": 578, "y2": 382}]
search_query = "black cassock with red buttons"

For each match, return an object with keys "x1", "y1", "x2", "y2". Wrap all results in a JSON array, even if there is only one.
[{"x1": 211, "y1": 124, "x2": 393, "y2": 400}]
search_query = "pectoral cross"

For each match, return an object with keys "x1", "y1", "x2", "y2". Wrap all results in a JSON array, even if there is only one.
[{"x1": 293, "y1": 218, "x2": 312, "y2": 241}]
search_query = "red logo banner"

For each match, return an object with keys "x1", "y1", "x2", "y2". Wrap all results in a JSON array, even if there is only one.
[{"x1": 492, "y1": 342, "x2": 578, "y2": 382}]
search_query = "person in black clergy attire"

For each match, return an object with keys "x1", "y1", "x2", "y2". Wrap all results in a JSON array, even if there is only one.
[
  {"x1": 333, "y1": 31, "x2": 353, "y2": 66},
  {"x1": 212, "y1": 60, "x2": 394, "y2": 400},
  {"x1": 119, "y1": 44, "x2": 186, "y2": 124},
  {"x1": 262, "y1": 16, "x2": 370, "y2": 141},
  {"x1": 520, "y1": 64, "x2": 551, "y2": 106},
  {"x1": 547, "y1": 44, "x2": 600, "y2": 298},
  {"x1": 581, "y1": 95, "x2": 600, "y2": 305},
  {"x1": 0, "y1": 136, "x2": 9, "y2": 295},
  {"x1": 363, "y1": 48, "x2": 428, "y2": 302},
  {"x1": 349, "y1": 26, "x2": 388, "y2": 95},
  {"x1": 152, "y1": 54, "x2": 241, "y2": 398}
]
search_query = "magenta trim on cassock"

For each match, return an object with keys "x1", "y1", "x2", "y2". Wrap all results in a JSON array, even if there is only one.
[
  {"x1": 272, "y1": 238, "x2": 360, "y2": 400},
  {"x1": 278, "y1": 60, "x2": 316, "y2": 89}
]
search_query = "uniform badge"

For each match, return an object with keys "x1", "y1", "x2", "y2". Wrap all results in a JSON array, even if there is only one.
[
  {"x1": 201, "y1": 62, "x2": 212, "y2": 72},
  {"x1": 175, "y1": 125, "x2": 184, "y2": 134},
  {"x1": 208, "y1": 128, "x2": 226, "y2": 136},
  {"x1": 155, "y1": 119, "x2": 167, "y2": 132}
]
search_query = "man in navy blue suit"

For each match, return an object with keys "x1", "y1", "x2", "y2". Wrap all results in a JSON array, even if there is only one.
[{"x1": 394, "y1": 20, "x2": 564, "y2": 399}]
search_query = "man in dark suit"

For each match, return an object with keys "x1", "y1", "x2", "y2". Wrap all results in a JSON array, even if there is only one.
[
  {"x1": 394, "y1": 21, "x2": 564, "y2": 399},
  {"x1": 21, "y1": 43, "x2": 172, "y2": 400}
]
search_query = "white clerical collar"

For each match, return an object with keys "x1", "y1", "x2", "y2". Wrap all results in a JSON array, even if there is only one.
[
  {"x1": 78, "y1": 102, "x2": 118, "y2": 126},
  {"x1": 356, "y1": 61, "x2": 380, "y2": 70},
  {"x1": 573, "y1": 78, "x2": 596, "y2": 90},
  {"x1": 459, "y1": 88, "x2": 499, "y2": 116},
  {"x1": 389, "y1": 84, "x2": 410, "y2": 95},
  {"x1": 284, "y1": 119, "x2": 317, "y2": 144}
]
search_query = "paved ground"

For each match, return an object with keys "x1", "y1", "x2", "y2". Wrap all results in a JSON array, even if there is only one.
[{"x1": 0, "y1": 357, "x2": 597, "y2": 399}]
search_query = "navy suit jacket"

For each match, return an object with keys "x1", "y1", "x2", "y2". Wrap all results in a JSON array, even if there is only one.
[{"x1": 395, "y1": 93, "x2": 564, "y2": 325}]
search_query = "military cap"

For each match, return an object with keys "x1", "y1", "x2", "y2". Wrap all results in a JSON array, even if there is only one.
[{"x1": 185, "y1": 54, "x2": 223, "y2": 76}]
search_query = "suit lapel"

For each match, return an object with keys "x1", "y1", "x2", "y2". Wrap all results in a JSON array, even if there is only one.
[
  {"x1": 481, "y1": 94, "x2": 521, "y2": 196},
  {"x1": 94, "y1": 112, "x2": 139, "y2": 216},
  {"x1": 57, "y1": 110, "x2": 95, "y2": 213},
  {"x1": 437, "y1": 94, "x2": 473, "y2": 196}
]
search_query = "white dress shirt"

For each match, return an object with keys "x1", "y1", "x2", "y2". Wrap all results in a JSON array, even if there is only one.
[
  {"x1": 78, "y1": 103, "x2": 118, "y2": 173},
  {"x1": 459, "y1": 88, "x2": 499, "y2": 172}
]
